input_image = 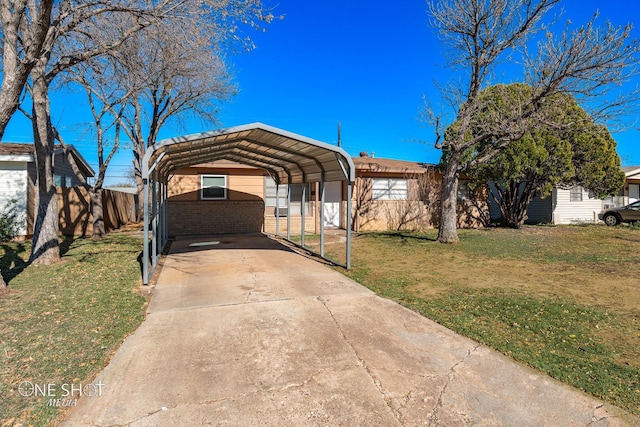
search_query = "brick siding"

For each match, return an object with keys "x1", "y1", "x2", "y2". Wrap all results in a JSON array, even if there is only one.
[{"x1": 168, "y1": 200, "x2": 265, "y2": 235}]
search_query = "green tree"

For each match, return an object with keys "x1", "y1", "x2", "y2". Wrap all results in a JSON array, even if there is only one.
[
  {"x1": 461, "y1": 84, "x2": 625, "y2": 227},
  {"x1": 426, "y1": 0, "x2": 639, "y2": 243}
]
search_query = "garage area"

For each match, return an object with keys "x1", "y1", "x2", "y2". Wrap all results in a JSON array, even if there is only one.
[{"x1": 141, "y1": 123, "x2": 356, "y2": 284}]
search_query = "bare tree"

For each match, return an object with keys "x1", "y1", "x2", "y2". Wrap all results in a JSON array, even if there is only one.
[
  {"x1": 22, "y1": 1, "x2": 184, "y2": 265},
  {"x1": 0, "y1": 0, "x2": 54, "y2": 140},
  {"x1": 111, "y1": 0, "x2": 280, "y2": 220},
  {"x1": 426, "y1": 0, "x2": 639, "y2": 243},
  {"x1": 112, "y1": 17, "x2": 237, "y2": 220},
  {"x1": 11, "y1": 0, "x2": 273, "y2": 265},
  {"x1": 57, "y1": 58, "x2": 131, "y2": 238}
]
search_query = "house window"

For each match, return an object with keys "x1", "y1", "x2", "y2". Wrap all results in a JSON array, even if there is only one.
[
  {"x1": 65, "y1": 176, "x2": 72, "y2": 187},
  {"x1": 201, "y1": 175, "x2": 227, "y2": 200},
  {"x1": 570, "y1": 186, "x2": 583, "y2": 202},
  {"x1": 372, "y1": 178, "x2": 408, "y2": 200},
  {"x1": 54, "y1": 174, "x2": 63, "y2": 187},
  {"x1": 264, "y1": 177, "x2": 309, "y2": 215},
  {"x1": 457, "y1": 180, "x2": 470, "y2": 200}
]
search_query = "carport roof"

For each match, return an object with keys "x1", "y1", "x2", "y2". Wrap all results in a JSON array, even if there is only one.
[{"x1": 143, "y1": 123, "x2": 355, "y2": 184}]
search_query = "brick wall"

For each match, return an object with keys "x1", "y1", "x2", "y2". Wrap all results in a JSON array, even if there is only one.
[
  {"x1": 263, "y1": 215, "x2": 318, "y2": 235},
  {"x1": 168, "y1": 200, "x2": 265, "y2": 235}
]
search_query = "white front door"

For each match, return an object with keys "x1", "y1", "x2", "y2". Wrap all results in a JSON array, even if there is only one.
[
  {"x1": 323, "y1": 181, "x2": 342, "y2": 228},
  {"x1": 629, "y1": 184, "x2": 639, "y2": 203}
]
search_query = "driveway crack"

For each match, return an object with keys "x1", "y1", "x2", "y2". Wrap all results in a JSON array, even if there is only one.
[
  {"x1": 244, "y1": 272, "x2": 258, "y2": 304},
  {"x1": 123, "y1": 370, "x2": 330, "y2": 426},
  {"x1": 428, "y1": 343, "x2": 480, "y2": 427},
  {"x1": 317, "y1": 296, "x2": 404, "y2": 426}
]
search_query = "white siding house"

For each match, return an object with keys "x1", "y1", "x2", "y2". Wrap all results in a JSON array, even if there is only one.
[
  {"x1": 550, "y1": 186, "x2": 603, "y2": 224},
  {"x1": 0, "y1": 143, "x2": 95, "y2": 237},
  {"x1": 490, "y1": 167, "x2": 640, "y2": 225},
  {"x1": 489, "y1": 184, "x2": 600, "y2": 225},
  {"x1": 0, "y1": 151, "x2": 32, "y2": 235}
]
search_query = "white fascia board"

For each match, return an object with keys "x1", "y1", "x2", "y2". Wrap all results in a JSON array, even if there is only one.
[{"x1": 0, "y1": 154, "x2": 33, "y2": 162}]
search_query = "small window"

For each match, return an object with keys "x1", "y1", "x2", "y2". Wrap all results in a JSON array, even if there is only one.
[
  {"x1": 372, "y1": 178, "x2": 408, "y2": 200},
  {"x1": 201, "y1": 175, "x2": 227, "y2": 200},
  {"x1": 54, "y1": 174, "x2": 63, "y2": 187},
  {"x1": 570, "y1": 186, "x2": 583, "y2": 202},
  {"x1": 65, "y1": 176, "x2": 72, "y2": 187}
]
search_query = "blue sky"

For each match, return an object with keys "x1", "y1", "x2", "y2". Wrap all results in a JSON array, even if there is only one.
[{"x1": 4, "y1": 0, "x2": 640, "y2": 184}]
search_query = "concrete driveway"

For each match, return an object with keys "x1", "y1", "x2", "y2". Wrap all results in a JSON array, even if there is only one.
[{"x1": 61, "y1": 234, "x2": 637, "y2": 426}]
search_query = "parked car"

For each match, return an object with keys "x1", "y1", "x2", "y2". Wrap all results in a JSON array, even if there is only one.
[{"x1": 598, "y1": 200, "x2": 640, "y2": 226}]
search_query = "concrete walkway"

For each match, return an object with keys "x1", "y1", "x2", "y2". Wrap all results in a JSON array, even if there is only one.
[{"x1": 61, "y1": 234, "x2": 637, "y2": 426}]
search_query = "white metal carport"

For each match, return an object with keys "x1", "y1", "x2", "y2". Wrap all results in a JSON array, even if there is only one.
[{"x1": 141, "y1": 123, "x2": 356, "y2": 285}]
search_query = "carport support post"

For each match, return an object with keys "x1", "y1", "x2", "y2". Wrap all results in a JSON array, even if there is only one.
[
  {"x1": 157, "y1": 181, "x2": 163, "y2": 255},
  {"x1": 143, "y1": 178, "x2": 150, "y2": 285},
  {"x1": 320, "y1": 177, "x2": 325, "y2": 257},
  {"x1": 152, "y1": 176, "x2": 157, "y2": 266},
  {"x1": 275, "y1": 183, "x2": 280, "y2": 236},
  {"x1": 286, "y1": 184, "x2": 291, "y2": 241},
  {"x1": 301, "y1": 184, "x2": 306, "y2": 248},
  {"x1": 163, "y1": 181, "x2": 169, "y2": 246},
  {"x1": 346, "y1": 180, "x2": 352, "y2": 269}
]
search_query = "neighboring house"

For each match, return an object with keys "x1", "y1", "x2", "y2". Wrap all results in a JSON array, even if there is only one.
[
  {"x1": 489, "y1": 166, "x2": 640, "y2": 225},
  {"x1": 0, "y1": 142, "x2": 95, "y2": 236},
  {"x1": 602, "y1": 166, "x2": 640, "y2": 208},
  {"x1": 166, "y1": 154, "x2": 488, "y2": 236}
]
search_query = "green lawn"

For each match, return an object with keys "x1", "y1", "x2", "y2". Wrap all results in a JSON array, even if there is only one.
[
  {"x1": 327, "y1": 225, "x2": 640, "y2": 416},
  {"x1": 2, "y1": 226, "x2": 639, "y2": 423},
  {"x1": 0, "y1": 234, "x2": 148, "y2": 426}
]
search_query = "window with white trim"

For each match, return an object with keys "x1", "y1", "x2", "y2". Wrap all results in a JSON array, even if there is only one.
[
  {"x1": 372, "y1": 178, "x2": 408, "y2": 200},
  {"x1": 570, "y1": 186, "x2": 583, "y2": 202},
  {"x1": 201, "y1": 175, "x2": 227, "y2": 200}
]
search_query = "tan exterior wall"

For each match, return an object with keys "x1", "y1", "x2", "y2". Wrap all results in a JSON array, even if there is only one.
[
  {"x1": 168, "y1": 164, "x2": 268, "y2": 235},
  {"x1": 167, "y1": 162, "x2": 489, "y2": 236},
  {"x1": 169, "y1": 166, "x2": 265, "y2": 201},
  {"x1": 263, "y1": 213, "x2": 318, "y2": 235},
  {"x1": 351, "y1": 173, "x2": 488, "y2": 231}
]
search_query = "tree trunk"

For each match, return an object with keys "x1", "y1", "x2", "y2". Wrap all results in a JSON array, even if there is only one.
[
  {"x1": 493, "y1": 181, "x2": 537, "y2": 228},
  {"x1": 133, "y1": 145, "x2": 145, "y2": 221},
  {"x1": 0, "y1": 0, "x2": 54, "y2": 141},
  {"x1": 0, "y1": 71, "x2": 30, "y2": 140},
  {"x1": 29, "y1": 60, "x2": 60, "y2": 265},
  {"x1": 90, "y1": 188, "x2": 107, "y2": 239},
  {"x1": 0, "y1": 272, "x2": 6, "y2": 290},
  {"x1": 437, "y1": 154, "x2": 461, "y2": 243}
]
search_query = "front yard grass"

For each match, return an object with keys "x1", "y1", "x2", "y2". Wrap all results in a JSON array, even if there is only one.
[
  {"x1": 326, "y1": 225, "x2": 640, "y2": 416},
  {"x1": 0, "y1": 234, "x2": 148, "y2": 426}
]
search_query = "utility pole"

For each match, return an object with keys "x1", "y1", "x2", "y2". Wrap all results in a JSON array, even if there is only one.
[{"x1": 337, "y1": 121, "x2": 341, "y2": 147}]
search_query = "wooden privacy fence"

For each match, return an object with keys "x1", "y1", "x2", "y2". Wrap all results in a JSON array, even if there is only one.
[{"x1": 56, "y1": 187, "x2": 136, "y2": 236}]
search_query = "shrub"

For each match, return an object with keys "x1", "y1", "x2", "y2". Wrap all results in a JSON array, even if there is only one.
[{"x1": 0, "y1": 199, "x2": 20, "y2": 242}]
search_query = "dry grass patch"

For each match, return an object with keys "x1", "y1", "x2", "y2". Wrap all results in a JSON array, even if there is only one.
[{"x1": 327, "y1": 225, "x2": 640, "y2": 415}]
